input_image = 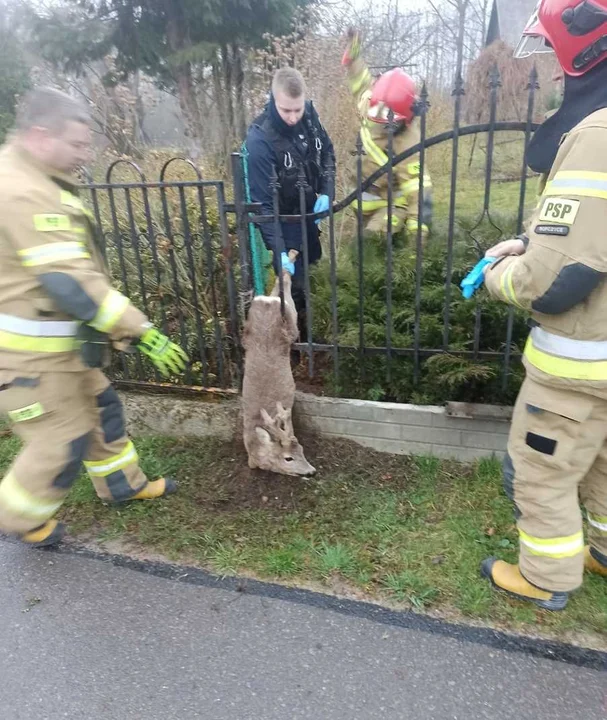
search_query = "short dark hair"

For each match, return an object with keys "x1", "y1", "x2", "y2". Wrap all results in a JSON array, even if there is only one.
[{"x1": 16, "y1": 87, "x2": 90, "y2": 134}]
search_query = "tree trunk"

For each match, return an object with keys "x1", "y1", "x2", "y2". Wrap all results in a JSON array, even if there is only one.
[
  {"x1": 221, "y1": 43, "x2": 235, "y2": 151},
  {"x1": 233, "y1": 44, "x2": 247, "y2": 140},
  {"x1": 164, "y1": 0, "x2": 203, "y2": 154},
  {"x1": 212, "y1": 57, "x2": 231, "y2": 163},
  {"x1": 132, "y1": 70, "x2": 150, "y2": 146}
]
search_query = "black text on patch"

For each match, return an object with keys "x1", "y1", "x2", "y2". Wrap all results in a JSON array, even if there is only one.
[
  {"x1": 538, "y1": 197, "x2": 580, "y2": 225},
  {"x1": 534, "y1": 224, "x2": 570, "y2": 236}
]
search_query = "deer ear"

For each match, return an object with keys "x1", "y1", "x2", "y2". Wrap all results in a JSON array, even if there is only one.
[
  {"x1": 255, "y1": 426, "x2": 272, "y2": 446},
  {"x1": 260, "y1": 408, "x2": 273, "y2": 427}
]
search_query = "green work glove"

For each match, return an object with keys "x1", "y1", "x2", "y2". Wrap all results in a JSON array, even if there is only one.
[{"x1": 137, "y1": 327, "x2": 189, "y2": 378}]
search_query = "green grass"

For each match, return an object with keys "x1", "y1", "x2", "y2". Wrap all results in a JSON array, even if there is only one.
[{"x1": 1, "y1": 431, "x2": 605, "y2": 645}]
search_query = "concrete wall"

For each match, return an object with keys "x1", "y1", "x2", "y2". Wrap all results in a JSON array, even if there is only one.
[
  {"x1": 119, "y1": 391, "x2": 510, "y2": 463},
  {"x1": 293, "y1": 395, "x2": 509, "y2": 462}
]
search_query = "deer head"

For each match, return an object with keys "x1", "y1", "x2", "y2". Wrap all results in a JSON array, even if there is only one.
[{"x1": 249, "y1": 402, "x2": 316, "y2": 477}]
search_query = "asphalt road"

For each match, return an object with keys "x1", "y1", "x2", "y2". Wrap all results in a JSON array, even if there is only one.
[{"x1": 0, "y1": 539, "x2": 605, "y2": 720}]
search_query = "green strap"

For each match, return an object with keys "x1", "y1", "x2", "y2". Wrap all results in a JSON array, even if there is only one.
[{"x1": 241, "y1": 142, "x2": 270, "y2": 296}]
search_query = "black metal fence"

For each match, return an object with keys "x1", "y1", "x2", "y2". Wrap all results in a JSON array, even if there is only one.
[{"x1": 84, "y1": 65, "x2": 542, "y2": 401}]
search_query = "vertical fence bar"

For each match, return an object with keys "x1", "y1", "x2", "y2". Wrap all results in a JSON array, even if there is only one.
[
  {"x1": 270, "y1": 164, "x2": 286, "y2": 317},
  {"x1": 442, "y1": 72, "x2": 465, "y2": 350},
  {"x1": 298, "y1": 167, "x2": 314, "y2": 377},
  {"x1": 231, "y1": 152, "x2": 252, "y2": 309},
  {"x1": 194, "y1": 183, "x2": 224, "y2": 387},
  {"x1": 88, "y1": 187, "x2": 107, "y2": 261},
  {"x1": 517, "y1": 65, "x2": 538, "y2": 235},
  {"x1": 482, "y1": 65, "x2": 500, "y2": 213},
  {"x1": 158, "y1": 164, "x2": 192, "y2": 385},
  {"x1": 177, "y1": 185, "x2": 214, "y2": 385},
  {"x1": 105, "y1": 178, "x2": 131, "y2": 379},
  {"x1": 502, "y1": 65, "x2": 539, "y2": 391},
  {"x1": 473, "y1": 66, "x2": 501, "y2": 360},
  {"x1": 216, "y1": 182, "x2": 242, "y2": 386},
  {"x1": 138, "y1": 183, "x2": 165, "y2": 383},
  {"x1": 327, "y1": 155, "x2": 339, "y2": 387},
  {"x1": 355, "y1": 134, "x2": 366, "y2": 383},
  {"x1": 124, "y1": 188, "x2": 150, "y2": 312},
  {"x1": 385, "y1": 111, "x2": 395, "y2": 385},
  {"x1": 414, "y1": 84, "x2": 429, "y2": 383},
  {"x1": 123, "y1": 187, "x2": 148, "y2": 380}
]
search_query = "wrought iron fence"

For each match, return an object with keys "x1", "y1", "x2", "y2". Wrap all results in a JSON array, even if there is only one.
[
  {"x1": 85, "y1": 64, "x2": 542, "y2": 403},
  {"x1": 83, "y1": 158, "x2": 241, "y2": 393}
]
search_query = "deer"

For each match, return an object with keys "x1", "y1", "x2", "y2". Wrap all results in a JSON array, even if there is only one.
[{"x1": 241, "y1": 257, "x2": 316, "y2": 477}]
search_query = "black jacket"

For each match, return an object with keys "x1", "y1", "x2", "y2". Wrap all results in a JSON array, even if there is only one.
[{"x1": 243, "y1": 97, "x2": 335, "y2": 263}]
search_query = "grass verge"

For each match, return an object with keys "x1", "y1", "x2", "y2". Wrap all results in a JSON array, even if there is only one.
[{"x1": 1, "y1": 432, "x2": 605, "y2": 646}]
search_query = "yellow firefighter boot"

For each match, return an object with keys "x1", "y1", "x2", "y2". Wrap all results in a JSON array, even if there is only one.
[
  {"x1": 20, "y1": 519, "x2": 65, "y2": 548},
  {"x1": 584, "y1": 546, "x2": 607, "y2": 577},
  {"x1": 481, "y1": 557, "x2": 569, "y2": 611},
  {"x1": 129, "y1": 476, "x2": 177, "y2": 501}
]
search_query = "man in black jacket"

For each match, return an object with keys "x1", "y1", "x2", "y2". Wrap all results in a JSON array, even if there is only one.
[{"x1": 243, "y1": 68, "x2": 335, "y2": 322}]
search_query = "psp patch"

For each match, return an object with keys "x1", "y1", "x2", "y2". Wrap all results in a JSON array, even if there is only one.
[
  {"x1": 538, "y1": 197, "x2": 580, "y2": 225},
  {"x1": 534, "y1": 224, "x2": 570, "y2": 236}
]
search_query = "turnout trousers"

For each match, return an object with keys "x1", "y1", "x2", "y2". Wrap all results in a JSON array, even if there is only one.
[
  {"x1": 0, "y1": 368, "x2": 148, "y2": 534},
  {"x1": 505, "y1": 375, "x2": 607, "y2": 592}
]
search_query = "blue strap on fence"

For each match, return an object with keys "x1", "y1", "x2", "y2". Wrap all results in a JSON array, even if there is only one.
[{"x1": 241, "y1": 142, "x2": 270, "y2": 296}]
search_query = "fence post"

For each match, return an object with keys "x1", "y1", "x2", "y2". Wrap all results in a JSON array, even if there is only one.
[
  {"x1": 442, "y1": 72, "x2": 465, "y2": 351},
  {"x1": 503, "y1": 64, "x2": 539, "y2": 392},
  {"x1": 414, "y1": 83, "x2": 429, "y2": 384},
  {"x1": 385, "y1": 109, "x2": 396, "y2": 386},
  {"x1": 327, "y1": 153, "x2": 339, "y2": 388},
  {"x1": 230, "y1": 152, "x2": 253, "y2": 309},
  {"x1": 297, "y1": 166, "x2": 314, "y2": 377},
  {"x1": 270, "y1": 164, "x2": 286, "y2": 317},
  {"x1": 355, "y1": 133, "x2": 366, "y2": 384}
]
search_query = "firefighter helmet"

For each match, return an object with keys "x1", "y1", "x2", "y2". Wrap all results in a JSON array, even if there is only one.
[
  {"x1": 368, "y1": 68, "x2": 418, "y2": 125},
  {"x1": 515, "y1": 0, "x2": 607, "y2": 76}
]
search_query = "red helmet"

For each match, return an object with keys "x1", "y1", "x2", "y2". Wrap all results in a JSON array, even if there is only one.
[
  {"x1": 368, "y1": 68, "x2": 418, "y2": 125},
  {"x1": 515, "y1": 0, "x2": 607, "y2": 76}
]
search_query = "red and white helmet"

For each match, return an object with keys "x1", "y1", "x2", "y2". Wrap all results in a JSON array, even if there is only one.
[
  {"x1": 515, "y1": 0, "x2": 607, "y2": 76},
  {"x1": 368, "y1": 68, "x2": 418, "y2": 125}
]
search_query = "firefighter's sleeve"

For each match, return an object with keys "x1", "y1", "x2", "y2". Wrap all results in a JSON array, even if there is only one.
[
  {"x1": 486, "y1": 124, "x2": 607, "y2": 312},
  {"x1": 484, "y1": 247, "x2": 604, "y2": 313},
  {"x1": 3, "y1": 194, "x2": 149, "y2": 339},
  {"x1": 346, "y1": 55, "x2": 374, "y2": 119}
]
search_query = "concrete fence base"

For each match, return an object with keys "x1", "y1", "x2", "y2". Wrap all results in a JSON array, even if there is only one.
[{"x1": 119, "y1": 390, "x2": 510, "y2": 463}]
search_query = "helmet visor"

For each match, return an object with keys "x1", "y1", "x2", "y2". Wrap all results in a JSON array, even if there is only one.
[{"x1": 514, "y1": 33, "x2": 553, "y2": 58}]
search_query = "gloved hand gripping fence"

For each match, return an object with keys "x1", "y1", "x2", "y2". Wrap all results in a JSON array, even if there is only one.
[{"x1": 137, "y1": 327, "x2": 189, "y2": 378}]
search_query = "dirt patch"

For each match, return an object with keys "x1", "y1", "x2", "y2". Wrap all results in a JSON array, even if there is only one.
[{"x1": 171, "y1": 432, "x2": 434, "y2": 515}]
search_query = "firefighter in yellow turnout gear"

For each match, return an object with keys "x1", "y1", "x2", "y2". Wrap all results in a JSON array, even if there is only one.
[
  {"x1": 0, "y1": 88, "x2": 188, "y2": 548},
  {"x1": 480, "y1": 0, "x2": 607, "y2": 609},
  {"x1": 342, "y1": 29, "x2": 432, "y2": 239}
]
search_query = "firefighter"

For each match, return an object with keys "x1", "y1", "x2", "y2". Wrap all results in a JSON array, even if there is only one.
[
  {"x1": 342, "y1": 28, "x2": 432, "y2": 240},
  {"x1": 0, "y1": 87, "x2": 189, "y2": 548},
  {"x1": 481, "y1": 0, "x2": 607, "y2": 609}
]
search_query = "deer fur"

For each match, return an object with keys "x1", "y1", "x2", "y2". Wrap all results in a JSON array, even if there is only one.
[{"x1": 241, "y1": 272, "x2": 316, "y2": 477}]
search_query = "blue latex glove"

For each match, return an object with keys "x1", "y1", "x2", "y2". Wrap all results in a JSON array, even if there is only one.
[
  {"x1": 460, "y1": 257, "x2": 497, "y2": 299},
  {"x1": 280, "y1": 251, "x2": 295, "y2": 275},
  {"x1": 313, "y1": 194, "x2": 330, "y2": 225}
]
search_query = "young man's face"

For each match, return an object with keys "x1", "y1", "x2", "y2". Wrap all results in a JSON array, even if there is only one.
[
  {"x1": 274, "y1": 90, "x2": 305, "y2": 126},
  {"x1": 31, "y1": 120, "x2": 92, "y2": 174}
]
